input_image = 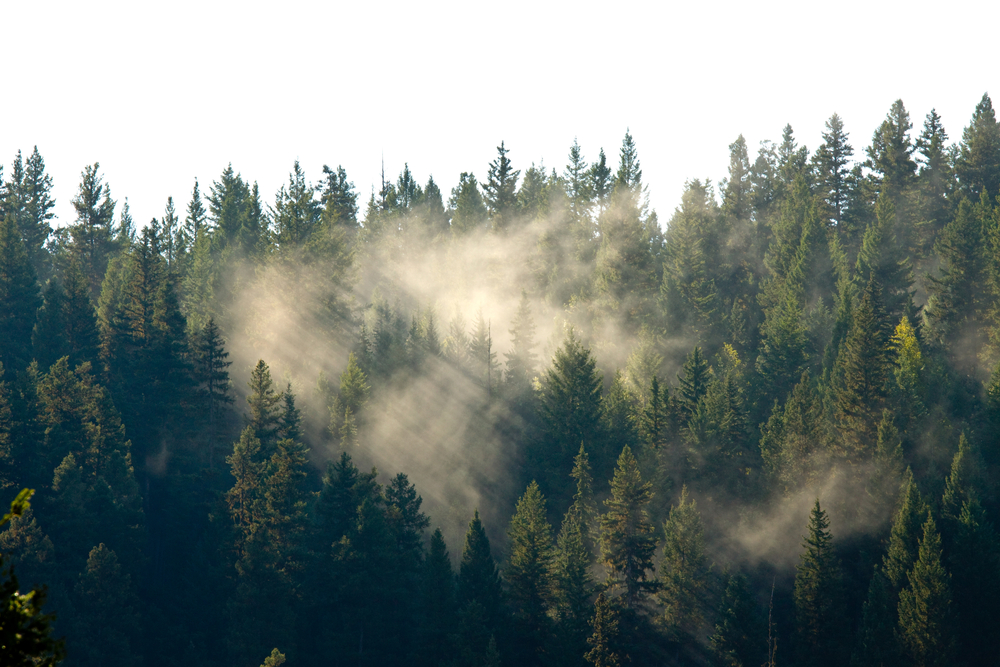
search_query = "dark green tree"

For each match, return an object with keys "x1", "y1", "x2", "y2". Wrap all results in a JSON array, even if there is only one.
[
  {"x1": 0, "y1": 214, "x2": 40, "y2": 372},
  {"x1": 505, "y1": 481, "x2": 555, "y2": 665},
  {"x1": 956, "y1": 92, "x2": 1000, "y2": 200},
  {"x1": 709, "y1": 572, "x2": 764, "y2": 667},
  {"x1": 599, "y1": 445, "x2": 657, "y2": 609},
  {"x1": 584, "y1": 592, "x2": 621, "y2": 667},
  {"x1": 658, "y1": 486, "x2": 707, "y2": 637},
  {"x1": 897, "y1": 514, "x2": 956, "y2": 667},
  {"x1": 482, "y1": 141, "x2": 520, "y2": 232},
  {"x1": 69, "y1": 163, "x2": 116, "y2": 299},
  {"x1": 793, "y1": 500, "x2": 844, "y2": 667}
]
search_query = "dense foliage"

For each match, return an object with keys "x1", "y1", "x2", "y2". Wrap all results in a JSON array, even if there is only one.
[{"x1": 1, "y1": 94, "x2": 1000, "y2": 666}]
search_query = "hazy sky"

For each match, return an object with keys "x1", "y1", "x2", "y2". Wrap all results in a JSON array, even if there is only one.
[{"x1": 3, "y1": 0, "x2": 994, "y2": 229}]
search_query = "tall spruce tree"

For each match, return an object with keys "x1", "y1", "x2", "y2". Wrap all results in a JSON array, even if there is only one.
[
  {"x1": 599, "y1": 445, "x2": 657, "y2": 610},
  {"x1": 793, "y1": 501, "x2": 844, "y2": 667},
  {"x1": 897, "y1": 514, "x2": 956, "y2": 667}
]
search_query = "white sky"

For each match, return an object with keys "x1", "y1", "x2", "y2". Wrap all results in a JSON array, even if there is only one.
[{"x1": 3, "y1": 0, "x2": 996, "y2": 229}]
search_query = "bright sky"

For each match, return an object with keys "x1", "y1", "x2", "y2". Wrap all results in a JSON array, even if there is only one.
[{"x1": 3, "y1": 0, "x2": 995, "y2": 229}]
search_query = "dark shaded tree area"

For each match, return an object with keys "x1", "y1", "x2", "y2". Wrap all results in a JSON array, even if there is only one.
[{"x1": 1, "y1": 93, "x2": 1000, "y2": 666}]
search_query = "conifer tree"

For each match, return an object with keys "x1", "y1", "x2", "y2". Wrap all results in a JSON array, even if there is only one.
[
  {"x1": 956, "y1": 92, "x2": 1000, "y2": 200},
  {"x1": 835, "y1": 278, "x2": 891, "y2": 458},
  {"x1": 505, "y1": 481, "x2": 555, "y2": 664},
  {"x1": 793, "y1": 501, "x2": 844, "y2": 667},
  {"x1": 709, "y1": 572, "x2": 764, "y2": 667},
  {"x1": 552, "y1": 510, "x2": 595, "y2": 665},
  {"x1": 449, "y1": 172, "x2": 488, "y2": 234},
  {"x1": 585, "y1": 592, "x2": 621, "y2": 667},
  {"x1": 6, "y1": 147, "x2": 55, "y2": 280},
  {"x1": 319, "y1": 164, "x2": 359, "y2": 227},
  {"x1": 70, "y1": 543, "x2": 141, "y2": 667},
  {"x1": 0, "y1": 213, "x2": 40, "y2": 372},
  {"x1": 658, "y1": 486, "x2": 707, "y2": 637},
  {"x1": 539, "y1": 330, "x2": 603, "y2": 472},
  {"x1": 897, "y1": 514, "x2": 956, "y2": 667},
  {"x1": 418, "y1": 528, "x2": 456, "y2": 667},
  {"x1": 458, "y1": 509, "x2": 504, "y2": 634},
  {"x1": 504, "y1": 291, "x2": 538, "y2": 398},
  {"x1": 69, "y1": 163, "x2": 116, "y2": 299},
  {"x1": 851, "y1": 568, "x2": 899, "y2": 667},
  {"x1": 867, "y1": 99, "x2": 917, "y2": 202},
  {"x1": 599, "y1": 445, "x2": 657, "y2": 609},
  {"x1": 469, "y1": 307, "x2": 500, "y2": 397},
  {"x1": 915, "y1": 109, "x2": 954, "y2": 250},
  {"x1": 226, "y1": 426, "x2": 265, "y2": 559},
  {"x1": 884, "y1": 471, "x2": 926, "y2": 592},
  {"x1": 813, "y1": 113, "x2": 854, "y2": 228},
  {"x1": 246, "y1": 360, "x2": 282, "y2": 453},
  {"x1": 482, "y1": 141, "x2": 520, "y2": 232},
  {"x1": 677, "y1": 346, "x2": 710, "y2": 419},
  {"x1": 192, "y1": 317, "x2": 233, "y2": 466}
]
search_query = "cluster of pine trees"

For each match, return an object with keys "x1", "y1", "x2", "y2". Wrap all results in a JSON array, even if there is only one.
[{"x1": 1, "y1": 92, "x2": 1000, "y2": 666}]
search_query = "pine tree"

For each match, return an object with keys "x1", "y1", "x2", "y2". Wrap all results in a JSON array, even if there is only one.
[
  {"x1": 6, "y1": 147, "x2": 55, "y2": 279},
  {"x1": 246, "y1": 360, "x2": 282, "y2": 453},
  {"x1": 539, "y1": 330, "x2": 603, "y2": 473},
  {"x1": 504, "y1": 291, "x2": 538, "y2": 398},
  {"x1": 457, "y1": 509, "x2": 503, "y2": 631},
  {"x1": 469, "y1": 308, "x2": 500, "y2": 397},
  {"x1": 192, "y1": 317, "x2": 233, "y2": 467},
  {"x1": 658, "y1": 486, "x2": 707, "y2": 637},
  {"x1": 915, "y1": 109, "x2": 954, "y2": 250},
  {"x1": 449, "y1": 172, "x2": 488, "y2": 234},
  {"x1": 851, "y1": 568, "x2": 899, "y2": 667},
  {"x1": 552, "y1": 510, "x2": 595, "y2": 665},
  {"x1": 584, "y1": 592, "x2": 621, "y2": 667},
  {"x1": 320, "y1": 164, "x2": 359, "y2": 228},
  {"x1": 599, "y1": 445, "x2": 657, "y2": 609},
  {"x1": 956, "y1": 92, "x2": 1000, "y2": 200},
  {"x1": 70, "y1": 543, "x2": 141, "y2": 667},
  {"x1": 69, "y1": 163, "x2": 116, "y2": 300},
  {"x1": 835, "y1": 278, "x2": 891, "y2": 458},
  {"x1": 565, "y1": 138, "x2": 593, "y2": 223},
  {"x1": 225, "y1": 426, "x2": 265, "y2": 559},
  {"x1": 884, "y1": 472, "x2": 927, "y2": 592},
  {"x1": 417, "y1": 528, "x2": 456, "y2": 667},
  {"x1": 505, "y1": 481, "x2": 555, "y2": 665},
  {"x1": 897, "y1": 514, "x2": 956, "y2": 667},
  {"x1": 813, "y1": 113, "x2": 854, "y2": 228},
  {"x1": 0, "y1": 213, "x2": 40, "y2": 372},
  {"x1": 793, "y1": 500, "x2": 844, "y2": 667},
  {"x1": 482, "y1": 141, "x2": 520, "y2": 232},
  {"x1": 867, "y1": 99, "x2": 917, "y2": 202},
  {"x1": 677, "y1": 346, "x2": 710, "y2": 419},
  {"x1": 709, "y1": 572, "x2": 764, "y2": 667}
]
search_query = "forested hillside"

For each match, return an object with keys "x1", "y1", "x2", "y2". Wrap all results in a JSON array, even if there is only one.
[{"x1": 2, "y1": 93, "x2": 1000, "y2": 667}]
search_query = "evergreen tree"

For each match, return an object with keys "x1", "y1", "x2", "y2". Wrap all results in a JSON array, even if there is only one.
[
  {"x1": 599, "y1": 445, "x2": 657, "y2": 609},
  {"x1": 884, "y1": 472, "x2": 927, "y2": 592},
  {"x1": 584, "y1": 592, "x2": 621, "y2": 667},
  {"x1": 915, "y1": 109, "x2": 954, "y2": 250},
  {"x1": 225, "y1": 426, "x2": 265, "y2": 559},
  {"x1": 897, "y1": 514, "x2": 956, "y2": 667},
  {"x1": 449, "y1": 172, "x2": 487, "y2": 234},
  {"x1": 590, "y1": 149, "x2": 613, "y2": 211},
  {"x1": 192, "y1": 317, "x2": 233, "y2": 466},
  {"x1": 319, "y1": 164, "x2": 359, "y2": 227},
  {"x1": 677, "y1": 346, "x2": 710, "y2": 418},
  {"x1": 956, "y1": 92, "x2": 1000, "y2": 199},
  {"x1": 469, "y1": 308, "x2": 500, "y2": 397},
  {"x1": 69, "y1": 163, "x2": 116, "y2": 299},
  {"x1": 709, "y1": 572, "x2": 764, "y2": 667},
  {"x1": 6, "y1": 147, "x2": 55, "y2": 279},
  {"x1": 246, "y1": 360, "x2": 282, "y2": 453},
  {"x1": 0, "y1": 213, "x2": 40, "y2": 372},
  {"x1": 658, "y1": 486, "x2": 707, "y2": 637},
  {"x1": 835, "y1": 278, "x2": 891, "y2": 458},
  {"x1": 457, "y1": 509, "x2": 503, "y2": 634},
  {"x1": 70, "y1": 543, "x2": 142, "y2": 667},
  {"x1": 538, "y1": 330, "x2": 603, "y2": 476},
  {"x1": 418, "y1": 528, "x2": 456, "y2": 667},
  {"x1": 813, "y1": 113, "x2": 854, "y2": 228},
  {"x1": 505, "y1": 481, "x2": 555, "y2": 665},
  {"x1": 851, "y1": 568, "x2": 900, "y2": 667},
  {"x1": 552, "y1": 510, "x2": 595, "y2": 666},
  {"x1": 793, "y1": 501, "x2": 844, "y2": 667},
  {"x1": 504, "y1": 291, "x2": 538, "y2": 397},
  {"x1": 867, "y1": 99, "x2": 917, "y2": 202},
  {"x1": 482, "y1": 141, "x2": 520, "y2": 232}
]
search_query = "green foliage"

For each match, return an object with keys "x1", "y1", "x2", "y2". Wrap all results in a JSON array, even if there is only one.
[
  {"x1": 0, "y1": 213, "x2": 40, "y2": 372},
  {"x1": 897, "y1": 514, "x2": 956, "y2": 667},
  {"x1": 599, "y1": 446, "x2": 657, "y2": 609},
  {"x1": 709, "y1": 572, "x2": 764, "y2": 667},
  {"x1": 793, "y1": 501, "x2": 844, "y2": 667},
  {"x1": 505, "y1": 481, "x2": 555, "y2": 663},
  {"x1": 658, "y1": 486, "x2": 707, "y2": 637},
  {"x1": 585, "y1": 592, "x2": 621, "y2": 667}
]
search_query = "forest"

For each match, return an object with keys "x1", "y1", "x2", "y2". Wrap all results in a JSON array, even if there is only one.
[{"x1": 1, "y1": 92, "x2": 999, "y2": 667}]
